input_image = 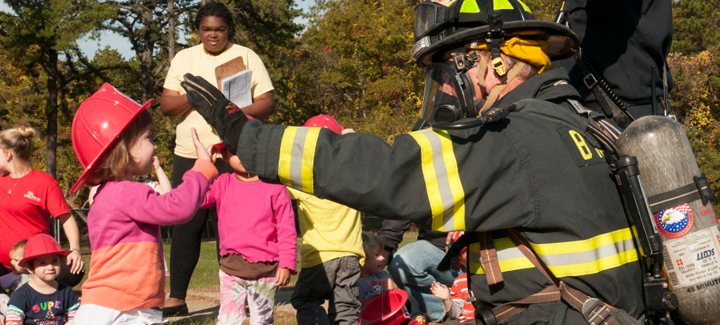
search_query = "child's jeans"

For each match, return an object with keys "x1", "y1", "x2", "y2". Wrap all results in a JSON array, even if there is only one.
[
  {"x1": 291, "y1": 256, "x2": 361, "y2": 325},
  {"x1": 218, "y1": 268, "x2": 276, "y2": 325}
]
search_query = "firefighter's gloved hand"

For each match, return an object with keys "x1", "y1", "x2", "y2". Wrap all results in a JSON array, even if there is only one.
[{"x1": 181, "y1": 73, "x2": 248, "y2": 154}]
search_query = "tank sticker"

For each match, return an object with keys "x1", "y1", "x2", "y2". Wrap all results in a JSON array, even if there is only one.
[
  {"x1": 700, "y1": 202, "x2": 716, "y2": 224},
  {"x1": 655, "y1": 203, "x2": 694, "y2": 238},
  {"x1": 663, "y1": 226, "x2": 720, "y2": 289}
]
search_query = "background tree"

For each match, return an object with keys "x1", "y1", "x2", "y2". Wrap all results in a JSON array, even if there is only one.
[
  {"x1": 0, "y1": 0, "x2": 112, "y2": 178},
  {"x1": 290, "y1": 0, "x2": 423, "y2": 141},
  {"x1": 102, "y1": 0, "x2": 196, "y2": 102}
]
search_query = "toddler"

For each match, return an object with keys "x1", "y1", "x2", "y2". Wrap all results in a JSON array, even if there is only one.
[
  {"x1": 4, "y1": 234, "x2": 79, "y2": 325},
  {"x1": 204, "y1": 143, "x2": 297, "y2": 325},
  {"x1": 358, "y1": 232, "x2": 397, "y2": 301},
  {"x1": 68, "y1": 84, "x2": 218, "y2": 325},
  {"x1": 0, "y1": 240, "x2": 33, "y2": 323},
  {"x1": 430, "y1": 239, "x2": 475, "y2": 324},
  {"x1": 289, "y1": 115, "x2": 365, "y2": 325}
]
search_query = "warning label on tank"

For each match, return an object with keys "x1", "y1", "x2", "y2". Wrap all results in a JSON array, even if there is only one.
[{"x1": 664, "y1": 226, "x2": 720, "y2": 289}]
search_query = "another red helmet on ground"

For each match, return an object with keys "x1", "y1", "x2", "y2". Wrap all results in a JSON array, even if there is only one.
[
  {"x1": 70, "y1": 83, "x2": 154, "y2": 194},
  {"x1": 303, "y1": 115, "x2": 344, "y2": 134},
  {"x1": 19, "y1": 234, "x2": 72, "y2": 267},
  {"x1": 359, "y1": 290, "x2": 411, "y2": 325}
]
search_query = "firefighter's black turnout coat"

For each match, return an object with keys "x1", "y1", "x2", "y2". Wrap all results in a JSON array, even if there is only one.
[{"x1": 236, "y1": 69, "x2": 644, "y2": 324}]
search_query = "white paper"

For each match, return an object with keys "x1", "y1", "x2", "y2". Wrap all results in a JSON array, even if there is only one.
[{"x1": 221, "y1": 69, "x2": 252, "y2": 108}]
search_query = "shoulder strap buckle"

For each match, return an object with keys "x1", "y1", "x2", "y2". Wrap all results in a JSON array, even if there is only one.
[{"x1": 583, "y1": 73, "x2": 598, "y2": 89}]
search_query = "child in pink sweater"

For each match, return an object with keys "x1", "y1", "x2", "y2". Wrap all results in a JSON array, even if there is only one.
[
  {"x1": 67, "y1": 84, "x2": 218, "y2": 325},
  {"x1": 204, "y1": 143, "x2": 297, "y2": 325}
]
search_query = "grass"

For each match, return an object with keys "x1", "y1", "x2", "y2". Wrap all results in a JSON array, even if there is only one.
[{"x1": 67, "y1": 232, "x2": 419, "y2": 325}]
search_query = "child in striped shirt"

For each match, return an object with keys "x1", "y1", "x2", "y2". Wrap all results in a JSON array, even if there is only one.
[{"x1": 430, "y1": 245, "x2": 475, "y2": 324}]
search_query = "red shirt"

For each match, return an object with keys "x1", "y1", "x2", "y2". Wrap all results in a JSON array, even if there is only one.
[
  {"x1": 450, "y1": 273, "x2": 476, "y2": 323},
  {"x1": 0, "y1": 170, "x2": 71, "y2": 269}
]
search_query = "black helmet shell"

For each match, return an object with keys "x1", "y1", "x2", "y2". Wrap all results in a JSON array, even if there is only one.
[{"x1": 412, "y1": 0, "x2": 579, "y2": 68}]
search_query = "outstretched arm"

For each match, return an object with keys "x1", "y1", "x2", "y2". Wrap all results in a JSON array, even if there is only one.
[{"x1": 181, "y1": 73, "x2": 531, "y2": 233}]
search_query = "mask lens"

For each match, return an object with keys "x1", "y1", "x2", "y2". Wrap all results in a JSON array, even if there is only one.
[
  {"x1": 421, "y1": 67, "x2": 462, "y2": 123},
  {"x1": 414, "y1": 3, "x2": 444, "y2": 41}
]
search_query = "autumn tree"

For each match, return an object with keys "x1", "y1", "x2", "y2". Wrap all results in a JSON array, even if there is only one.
[
  {"x1": 101, "y1": 0, "x2": 196, "y2": 102},
  {"x1": 289, "y1": 0, "x2": 423, "y2": 140},
  {"x1": 0, "y1": 0, "x2": 113, "y2": 177}
]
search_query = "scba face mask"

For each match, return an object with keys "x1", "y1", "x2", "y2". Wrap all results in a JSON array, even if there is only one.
[{"x1": 416, "y1": 60, "x2": 483, "y2": 130}]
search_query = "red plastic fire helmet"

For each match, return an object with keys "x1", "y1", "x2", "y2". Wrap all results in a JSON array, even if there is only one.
[
  {"x1": 19, "y1": 234, "x2": 72, "y2": 267},
  {"x1": 303, "y1": 114, "x2": 344, "y2": 134},
  {"x1": 70, "y1": 83, "x2": 154, "y2": 194},
  {"x1": 359, "y1": 290, "x2": 411, "y2": 325}
]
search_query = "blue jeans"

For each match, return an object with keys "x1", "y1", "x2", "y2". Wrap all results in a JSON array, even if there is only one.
[{"x1": 387, "y1": 240, "x2": 462, "y2": 322}]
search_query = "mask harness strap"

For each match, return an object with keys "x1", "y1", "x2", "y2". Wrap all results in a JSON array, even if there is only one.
[{"x1": 481, "y1": 62, "x2": 525, "y2": 115}]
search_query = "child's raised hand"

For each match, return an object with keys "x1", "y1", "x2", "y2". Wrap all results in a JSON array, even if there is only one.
[
  {"x1": 430, "y1": 281, "x2": 450, "y2": 301},
  {"x1": 152, "y1": 155, "x2": 162, "y2": 170},
  {"x1": 191, "y1": 128, "x2": 212, "y2": 162},
  {"x1": 275, "y1": 268, "x2": 291, "y2": 287},
  {"x1": 380, "y1": 278, "x2": 398, "y2": 291}
]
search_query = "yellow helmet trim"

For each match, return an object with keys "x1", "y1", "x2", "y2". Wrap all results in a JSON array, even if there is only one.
[
  {"x1": 460, "y1": 0, "x2": 481, "y2": 13},
  {"x1": 517, "y1": 0, "x2": 532, "y2": 13},
  {"x1": 493, "y1": 0, "x2": 514, "y2": 10}
]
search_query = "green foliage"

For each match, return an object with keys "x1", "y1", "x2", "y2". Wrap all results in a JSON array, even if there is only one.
[
  {"x1": 672, "y1": 0, "x2": 720, "y2": 54},
  {"x1": 286, "y1": 0, "x2": 424, "y2": 141},
  {"x1": 668, "y1": 50, "x2": 720, "y2": 209}
]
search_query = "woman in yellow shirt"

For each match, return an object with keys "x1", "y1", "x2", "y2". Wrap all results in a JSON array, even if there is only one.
[{"x1": 160, "y1": 2, "x2": 275, "y2": 316}]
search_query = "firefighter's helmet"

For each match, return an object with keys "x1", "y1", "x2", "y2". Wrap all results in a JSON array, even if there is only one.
[{"x1": 411, "y1": 0, "x2": 579, "y2": 68}]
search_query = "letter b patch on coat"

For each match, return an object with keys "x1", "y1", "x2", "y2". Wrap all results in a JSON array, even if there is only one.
[{"x1": 558, "y1": 128, "x2": 606, "y2": 167}]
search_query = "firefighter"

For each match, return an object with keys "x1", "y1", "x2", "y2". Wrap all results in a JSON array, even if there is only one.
[{"x1": 178, "y1": 0, "x2": 644, "y2": 323}]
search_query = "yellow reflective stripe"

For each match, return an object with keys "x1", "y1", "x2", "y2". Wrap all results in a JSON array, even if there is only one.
[
  {"x1": 277, "y1": 126, "x2": 320, "y2": 194},
  {"x1": 493, "y1": 0, "x2": 514, "y2": 10},
  {"x1": 409, "y1": 129, "x2": 466, "y2": 231},
  {"x1": 517, "y1": 0, "x2": 532, "y2": 13},
  {"x1": 468, "y1": 240, "x2": 535, "y2": 275},
  {"x1": 546, "y1": 249, "x2": 639, "y2": 278},
  {"x1": 278, "y1": 127, "x2": 298, "y2": 188},
  {"x1": 460, "y1": 0, "x2": 481, "y2": 13},
  {"x1": 466, "y1": 229, "x2": 638, "y2": 278},
  {"x1": 439, "y1": 132, "x2": 466, "y2": 231},
  {"x1": 301, "y1": 128, "x2": 320, "y2": 193},
  {"x1": 530, "y1": 228, "x2": 639, "y2": 277},
  {"x1": 530, "y1": 228, "x2": 634, "y2": 255}
]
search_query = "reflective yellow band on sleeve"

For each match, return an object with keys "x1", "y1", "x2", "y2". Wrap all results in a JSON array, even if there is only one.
[
  {"x1": 409, "y1": 129, "x2": 466, "y2": 232},
  {"x1": 278, "y1": 126, "x2": 321, "y2": 194}
]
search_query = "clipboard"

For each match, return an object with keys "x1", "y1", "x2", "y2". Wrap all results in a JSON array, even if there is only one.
[{"x1": 214, "y1": 56, "x2": 246, "y2": 89}]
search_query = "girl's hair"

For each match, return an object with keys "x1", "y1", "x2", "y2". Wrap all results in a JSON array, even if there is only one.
[
  {"x1": 362, "y1": 231, "x2": 385, "y2": 256},
  {"x1": 84, "y1": 110, "x2": 153, "y2": 186},
  {"x1": 0, "y1": 125, "x2": 39, "y2": 161},
  {"x1": 195, "y1": 2, "x2": 236, "y2": 41}
]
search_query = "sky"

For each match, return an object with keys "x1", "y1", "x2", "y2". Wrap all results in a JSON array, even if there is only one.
[{"x1": 0, "y1": 0, "x2": 314, "y2": 60}]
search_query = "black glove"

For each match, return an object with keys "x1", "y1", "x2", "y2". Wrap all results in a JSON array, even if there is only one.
[{"x1": 180, "y1": 73, "x2": 248, "y2": 154}]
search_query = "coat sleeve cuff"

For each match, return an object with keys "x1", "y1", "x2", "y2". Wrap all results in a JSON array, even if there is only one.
[{"x1": 191, "y1": 159, "x2": 219, "y2": 183}]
